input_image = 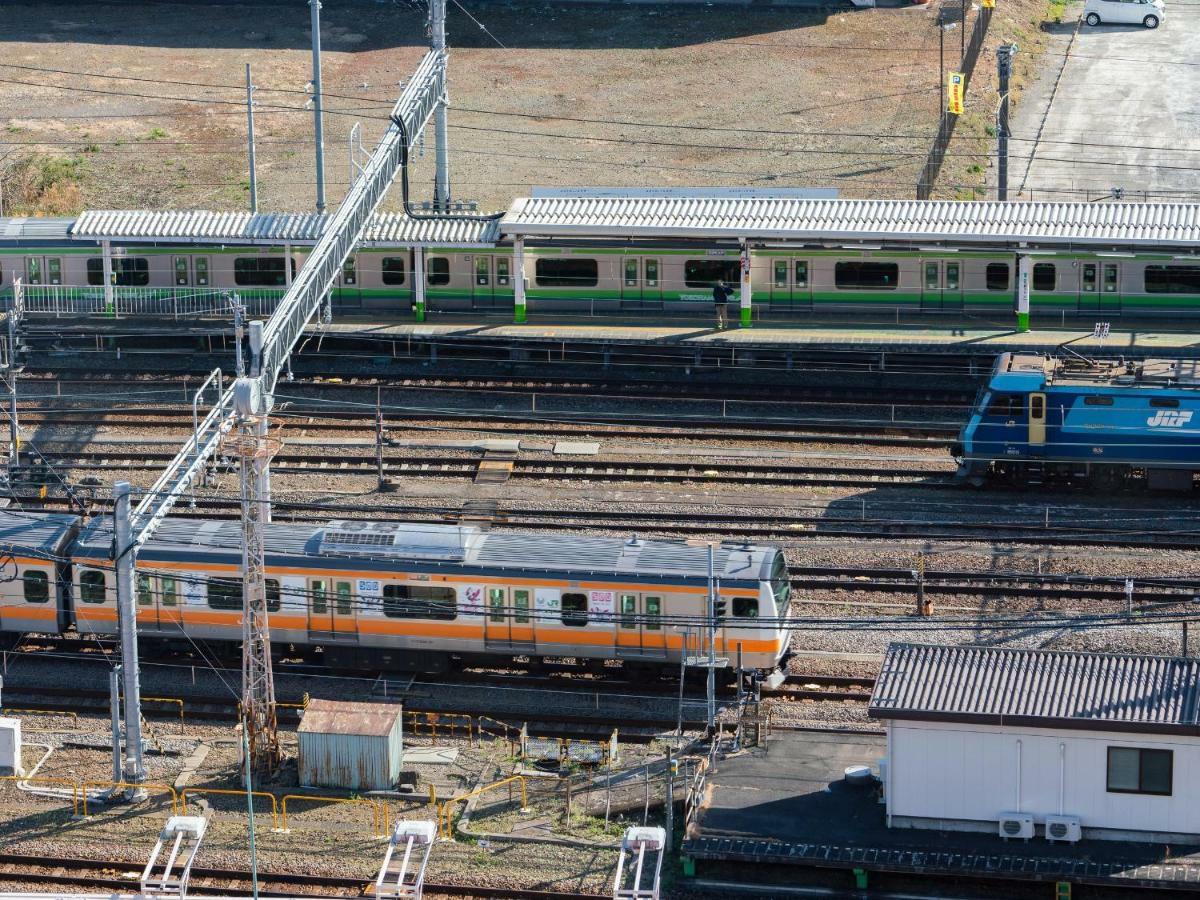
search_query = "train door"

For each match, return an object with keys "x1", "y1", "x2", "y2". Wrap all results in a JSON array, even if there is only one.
[
  {"x1": 23, "y1": 256, "x2": 62, "y2": 287},
  {"x1": 471, "y1": 256, "x2": 496, "y2": 310},
  {"x1": 943, "y1": 261, "x2": 964, "y2": 309},
  {"x1": 921, "y1": 261, "x2": 942, "y2": 309},
  {"x1": 769, "y1": 258, "x2": 792, "y2": 308},
  {"x1": 308, "y1": 577, "x2": 357, "y2": 640},
  {"x1": 174, "y1": 256, "x2": 191, "y2": 286},
  {"x1": 1078, "y1": 262, "x2": 1099, "y2": 312},
  {"x1": 334, "y1": 256, "x2": 362, "y2": 311},
  {"x1": 620, "y1": 257, "x2": 663, "y2": 311},
  {"x1": 1101, "y1": 262, "x2": 1122, "y2": 312},
  {"x1": 616, "y1": 593, "x2": 668, "y2": 658},
  {"x1": 1028, "y1": 392, "x2": 1047, "y2": 451}
]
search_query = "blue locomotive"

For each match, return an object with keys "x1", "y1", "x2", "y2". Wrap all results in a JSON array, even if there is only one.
[{"x1": 955, "y1": 352, "x2": 1200, "y2": 490}]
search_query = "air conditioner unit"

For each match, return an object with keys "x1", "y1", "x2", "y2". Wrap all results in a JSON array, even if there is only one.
[
  {"x1": 1044, "y1": 814, "x2": 1082, "y2": 844},
  {"x1": 998, "y1": 812, "x2": 1034, "y2": 841}
]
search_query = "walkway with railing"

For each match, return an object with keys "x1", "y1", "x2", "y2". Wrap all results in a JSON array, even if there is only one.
[{"x1": 6, "y1": 285, "x2": 286, "y2": 319}]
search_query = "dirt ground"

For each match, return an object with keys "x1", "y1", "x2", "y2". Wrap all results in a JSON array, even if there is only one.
[{"x1": 0, "y1": 0, "x2": 1055, "y2": 214}]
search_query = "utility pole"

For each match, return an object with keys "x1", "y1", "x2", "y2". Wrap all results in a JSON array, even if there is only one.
[
  {"x1": 706, "y1": 544, "x2": 717, "y2": 734},
  {"x1": 309, "y1": 0, "x2": 326, "y2": 213},
  {"x1": 246, "y1": 63, "x2": 258, "y2": 214},
  {"x1": 997, "y1": 43, "x2": 1017, "y2": 201},
  {"x1": 113, "y1": 481, "x2": 146, "y2": 798},
  {"x1": 5, "y1": 279, "x2": 22, "y2": 474},
  {"x1": 431, "y1": 0, "x2": 450, "y2": 209}
]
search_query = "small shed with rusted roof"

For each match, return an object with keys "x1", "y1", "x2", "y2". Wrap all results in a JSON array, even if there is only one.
[{"x1": 297, "y1": 699, "x2": 404, "y2": 791}]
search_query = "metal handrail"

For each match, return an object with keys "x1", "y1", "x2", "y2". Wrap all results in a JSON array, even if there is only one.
[
  {"x1": 82, "y1": 780, "x2": 179, "y2": 816},
  {"x1": 182, "y1": 787, "x2": 280, "y2": 831},
  {"x1": 281, "y1": 793, "x2": 383, "y2": 836},
  {"x1": 439, "y1": 775, "x2": 527, "y2": 839}
]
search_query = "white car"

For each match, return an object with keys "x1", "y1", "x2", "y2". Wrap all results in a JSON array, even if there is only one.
[{"x1": 1083, "y1": 0, "x2": 1164, "y2": 28}]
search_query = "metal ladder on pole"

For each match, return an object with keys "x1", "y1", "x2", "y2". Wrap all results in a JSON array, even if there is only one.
[
  {"x1": 374, "y1": 821, "x2": 437, "y2": 900},
  {"x1": 140, "y1": 816, "x2": 208, "y2": 900}
]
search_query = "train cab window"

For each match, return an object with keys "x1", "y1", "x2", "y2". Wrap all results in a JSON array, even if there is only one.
[
  {"x1": 645, "y1": 259, "x2": 658, "y2": 288},
  {"x1": 1032, "y1": 263, "x2": 1056, "y2": 291},
  {"x1": 924, "y1": 262, "x2": 939, "y2": 291},
  {"x1": 1151, "y1": 398, "x2": 1180, "y2": 408},
  {"x1": 773, "y1": 260, "x2": 788, "y2": 289},
  {"x1": 733, "y1": 597, "x2": 759, "y2": 618},
  {"x1": 497, "y1": 258, "x2": 511, "y2": 287},
  {"x1": 80, "y1": 569, "x2": 106, "y2": 603},
  {"x1": 266, "y1": 579, "x2": 280, "y2": 613},
  {"x1": 195, "y1": 257, "x2": 209, "y2": 286},
  {"x1": 233, "y1": 257, "x2": 291, "y2": 287},
  {"x1": 137, "y1": 573, "x2": 154, "y2": 606},
  {"x1": 427, "y1": 257, "x2": 450, "y2": 286},
  {"x1": 381, "y1": 257, "x2": 406, "y2": 286},
  {"x1": 771, "y1": 555, "x2": 790, "y2": 609},
  {"x1": 175, "y1": 257, "x2": 189, "y2": 286},
  {"x1": 161, "y1": 576, "x2": 178, "y2": 607},
  {"x1": 835, "y1": 261, "x2": 899, "y2": 290},
  {"x1": 208, "y1": 578, "x2": 242, "y2": 611},
  {"x1": 342, "y1": 258, "x2": 357, "y2": 286},
  {"x1": 625, "y1": 259, "x2": 638, "y2": 287},
  {"x1": 1084, "y1": 395, "x2": 1115, "y2": 406},
  {"x1": 536, "y1": 258, "x2": 599, "y2": 288},
  {"x1": 946, "y1": 262, "x2": 960, "y2": 291},
  {"x1": 619, "y1": 594, "x2": 638, "y2": 629},
  {"x1": 561, "y1": 592, "x2": 588, "y2": 627},
  {"x1": 382, "y1": 584, "x2": 456, "y2": 620},
  {"x1": 986, "y1": 263, "x2": 1010, "y2": 291},
  {"x1": 488, "y1": 587, "x2": 506, "y2": 623},
  {"x1": 335, "y1": 581, "x2": 353, "y2": 615},
  {"x1": 1145, "y1": 265, "x2": 1200, "y2": 294},
  {"x1": 986, "y1": 394, "x2": 1022, "y2": 418},
  {"x1": 513, "y1": 589, "x2": 531, "y2": 623},
  {"x1": 310, "y1": 579, "x2": 329, "y2": 615},
  {"x1": 26, "y1": 257, "x2": 42, "y2": 285},
  {"x1": 22, "y1": 570, "x2": 49, "y2": 604},
  {"x1": 1082, "y1": 263, "x2": 1097, "y2": 292},
  {"x1": 645, "y1": 596, "x2": 662, "y2": 630},
  {"x1": 47, "y1": 258, "x2": 62, "y2": 285},
  {"x1": 795, "y1": 260, "x2": 808, "y2": 288},
  {"x1": 684, "y1": 259, "x2": 740, "y2": 288}
]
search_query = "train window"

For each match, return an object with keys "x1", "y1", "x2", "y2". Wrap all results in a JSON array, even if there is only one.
[
  {"x1": 381, "y1": 257, "x2": 406, "y2": 286},
  {"x1": 986, "y1": 395, "x2": 1021, "y2": 417},
  {"x1": 1145, "y1": 265, "x2": 1200, "y2": 295},
  {"x1": 137, "y1": 573, "x2": 153, "y2": 606},
  {"x1": 208, "y1": 578, "x2": 242, "y2": 611},
  {"x1": 514, "y1": 589, "x2": 530, "y2": 624},
  {"x1": 1104, "y1": 265, "x2": 1118, "y2": 293},
  {"x1": 684, "y1": 259, "x2": 739, "y2": 289},
  {"x1": 80, "y1": 569, "x2": 106, "y2": 604},
  {"x1": 234, "y1": 257, "x2": 291, "y2": 287},
  {"x1": 645, "y1": 596, "x2": 662, "y2": 630},
  {"x1": 645, "y1": 259, "x2": 658, "y2": 288},
  {"x1": 1151, "y1": 398, "x2": 1180, "y2": 408},
  {"x1": 794, "y1": 261, "x2": 808, "y2": 288},
  {"x1": 266, "y1": 579, "x2": 280, "y2": 613},
  {"x1": 1032, "y1": 263, "x2": 1056, "y2": 291},
  {"x1": 1082, "y1": 264, "x2": 1097, "y2": 292},
  {"x1": 175, "y1": 257, "x2": 189, "y2": 286},
  {"x1": 773, "y1": 260, "x2": 787, "y2": 289},
  {"x1": 22, "y1": 570, "x2": 49, "y2": 604},
  {"x1": 161, "y1": 576, "x2": 178, "y2": 607},
  {"x1": 488, "y1": 587, "x2": 506, "y2": 623},
  {"x1": 194, "y1": 257, "x2": 209, "y2": 286},
  {"x1": 342, "y1": 258, "x2": 357, "y2": 286},
  {"x1": 497, "y1": 257, "x2": 511, "y2": 287},
  {"x1": 986, "y1": 263, "x2": 1010, "y2": 291},
  {"x1": 382, "y1": 584, "x2": 456, "y2": 620},
  {"x1": 1085, "y1": 395, "x2": 1115, "y2": 406},
  {"x1": 475, "y1": 257, "x2": 490, "y2": 287},
  {"x1": 625, "y1": 259, "x2": 638, "y2": 287},
  {"x1": 47, "y1": 258, "x2": 62, "y2": 285},
  {"x1": 536, "y1": 258, "x2": 599, "y2": 288},
  {"x1": 733, "y1": 597, "x2": 758, "y2": 618},
  {"x1": 924, "y1": 262, "x2": 939, "y2": 291},
  {"x1": 834, "y1": 262, "x2": 899, "y2": 290},
  {"x1": 561, "y1": 592, "x2": 588, "y2": 627},
  {"x1": 336, "y1": 581, "x2": 353, "y2": 616},
  {"x1": 310, "y1": 579, "x2": 329, "y2": 615},
  {"x1": 771, "y1": 555, "x2": 790, "y2": 608},
  {"x1": 946, "y1": 262, "x2": 960, "y2": 291},
  {"x1": 1030, "y1": 395, "x2": 1045, "y2": 419},
  {"x1": 26, "y1": 258, "x2": 42, "y2": 285},
  {"x1": 86, "y1": 258, "x2": 150, "y2": 286},
  {"x1": 427, "y1": 257, "x2": 450, "y2": 286},
  {"x1": 619, "y1": 594, "x2": 638, "y2": 629}
]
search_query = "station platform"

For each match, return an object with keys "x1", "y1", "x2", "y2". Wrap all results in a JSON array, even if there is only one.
[{"x1": 683, "y1": 729, "x2": 1200, "y2": 893}]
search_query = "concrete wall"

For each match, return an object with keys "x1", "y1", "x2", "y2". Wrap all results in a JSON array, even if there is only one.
[{"x1": 887, "y1": 720, "x2": 1200, "y2": 841}]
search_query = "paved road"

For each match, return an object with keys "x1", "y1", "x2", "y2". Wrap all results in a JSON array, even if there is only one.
[{"x1": 1010, "y1": 0, "x2": 1200, "y2": 202}]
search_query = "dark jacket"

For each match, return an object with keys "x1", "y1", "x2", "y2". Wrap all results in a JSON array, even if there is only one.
[{"x1": 712, "y1": 283, "x2": 732, "y2": 305}]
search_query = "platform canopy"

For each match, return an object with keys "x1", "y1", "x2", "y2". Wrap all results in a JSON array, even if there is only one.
[
  {"x1": 70, "y1": 209, "x2": 500, "y2": 248},
  {"x1": 502, "y1": 195, "x2": 1200, "y2": 251}
]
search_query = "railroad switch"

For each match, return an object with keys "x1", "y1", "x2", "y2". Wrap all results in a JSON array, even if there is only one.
[
  {"x1": 614, "y1": 826, "x2": 666, "y2": 900},
  {"x1": 374, "y1": 820, "x2": 437, "y2": 900},
  {"x1": 140, "y1": 815, "x2": 207, "y2": 900}
]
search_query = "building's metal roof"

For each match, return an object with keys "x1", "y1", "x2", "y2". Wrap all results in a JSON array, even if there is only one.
[
  {"x1": 298, "y1": 699, "x2": 403, "y2": 737},
  {"x1": 502, "y1": 197, "x2": 1200, "y2": 249},
  {"x1": 0, "y1": 509, "x2": 80, "y2": 558},
  {"x1": 869, "y1": 643, "x2": 1200, "y2": 737},
  {"x1": 71, "y1": 210, "x2": 500, "y2": 247},
  {"x1": 0, "y1": 217, "x2": 75, "y2": 242}
]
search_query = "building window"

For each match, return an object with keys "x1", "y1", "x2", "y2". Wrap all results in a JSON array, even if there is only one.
[
  {"x1": 561, "y1": 592, "x2": 588, "y2": 627},
  {"x1": 87, "y1": 257, "x2": 150, "y2": 286},
  {"x1": 1145, "y1": 265, "x2": 1200, "y2": 295},
  {"x1": 834, "y1": 261, "x2": 899, "y2": 290},
  {"x1": 80, "y1": 569, "x2": 106, "y2": 604},
  {"x1": 234, "y1": 257, "x2": 291, "y2": 286},
  {"x1": 535, "y1": 258, "x2": 598, "y2": 288},
  {"x1": 1107, "y1": 747, "x2": 1172, "y2": 796},
  {"x1": 208, "y1": 578, "x2": 242, "y2": 611},
  {"x1": 1032, "y1": 262, "x2": 1056, "y2": 291},
  {"x1": 381, "y1": 257, "x2": 406, "y2": 285},
  {"x1": 22, "y1": 570, "x2": 49, "y2": 604},
  {"x1": 427, "y1": 257, "x2": 450, "y2": 286},
  {"x1": 986, "y1": 263, "x2": 1010, "y2": 291},
  {"x1": 382, "y1": 584, "x2": 456, "y2": 620},
  {"x1": 684, "y1": 259, "x2": 739, "y2": 289}
]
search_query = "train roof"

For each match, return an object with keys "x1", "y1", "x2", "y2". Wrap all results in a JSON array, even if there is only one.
[
  {"x1": 0, "y1": 509, "x2": 80, "y2": 559},
  {"x1": 993, "y1": 352, "x2": 1200, "y2": 392},
  {"x1": 74, "y1": 517, "x2": 779, "y2": 582}
]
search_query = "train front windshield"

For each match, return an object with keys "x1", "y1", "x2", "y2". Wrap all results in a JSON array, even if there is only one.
[{"x1": 770, "y1": 554, "x2": 790, "y2": 617}]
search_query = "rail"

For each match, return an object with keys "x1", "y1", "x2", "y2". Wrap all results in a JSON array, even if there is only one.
[
  {"x1": 439, "y1": 776, "x2": 528, "y2": 839},
  {"x1": 82, "y1": 780, "x2": 179, "y2": 816},
  {"x1": 182, "y1": 787, "x2": 280, "y2": 832},
  {"x1": 280, "y1": 793, "x2": 384, "y2": 836}
]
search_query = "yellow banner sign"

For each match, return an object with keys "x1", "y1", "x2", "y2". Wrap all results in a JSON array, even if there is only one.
[{"x1": 947, "y1": 72, "x2": 965, "y2": 115}]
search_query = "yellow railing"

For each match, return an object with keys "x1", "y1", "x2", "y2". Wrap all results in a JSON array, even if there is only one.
[
  {"x1": 281, "y1": 793, "x2": 383, "y2": 836},
  {"x1": 182, "y1": 787, "x2": 280, "y2": 832},
  {"x1": 405, "y1": 711, "x2": 473, "y2": 744},
  {"x1": 82, "y1": 781, "x2": 179, "y2": 817},
  {"x1": 0, "y1": 708, "x2": 78, "y2": 724},
  {"x1": 476, "y1": 715, "x2": 519, "y2": 751},
  {"x1": 439, "y1": 776, "x2": 527, "y2": 839},
  {"x1": 0, "y1": 775, "x2": 81, "y2": 817},
  {"x1": 143, "y1": 697, "x2": 184, "y2": 731}
]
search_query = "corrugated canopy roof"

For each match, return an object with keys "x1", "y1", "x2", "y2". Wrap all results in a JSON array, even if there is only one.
[
  {"x1": 71, "y1": 210, "x2": 500, "y2": 247},
  {"x1": 0, "y1": 217, "x2": 75, "y2": 242},
  {"x1": 869, "y1": 643, "x2": 1200, "y2": 736},
  {"x1": 299, "y1": 699, "x2": 403, "y2": 737},
  {"x1": 502, "y1": 197, "x2": 1200, "y2": 249}
]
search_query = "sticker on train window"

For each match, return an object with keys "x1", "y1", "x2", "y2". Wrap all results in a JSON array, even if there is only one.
[
  {"x1": 358, "y1": 579, "x2": 382, "y2": 595},
  {"x1": 183, "y1": 578, "x2": 206, "y2": 606},
  {"x1": 535, "y1": 588, "x2": 561, "y2": 613},
  {"x1": 588, "y1": 590, "x2": 615, "y2": 620},
  {"x1": 460, "y1": 585, "x2": 485, "y2": 616}
]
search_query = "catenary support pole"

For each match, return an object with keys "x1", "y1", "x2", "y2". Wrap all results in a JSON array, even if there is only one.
[
  {"x1": 113, "y1": 481, "x2": 146, "y2": 797},
  {"x1": 997, "y1": 44, "x2": 1016, "y2": 201},
  {"x1": 513, "y1": 238, "x2": 526, "y2": 323},
  {"x1": 246, "y1": 63, "x2": 258, "y2": 214},
  {"x1": 6, "y1": 310, "x2": 19, "y2": 470},
  {"x1": 706, "y1": 544, "x2": 716, "y2": 734},
  {"x1": 431, "y1": 0, "x2": 450, "y2": 209},
  {"x1": 102, "y1": 240, "x2": 114, "y2": 317},
  {"x1": 1016, "y1": 253, "x2": 1031, "y2": 332},
  {"x1": 309, "y1": 0, "x2": 326, "y2": 213},
  {"x1": 109, "y1": 665, "x2": 123, "y2": 787}
]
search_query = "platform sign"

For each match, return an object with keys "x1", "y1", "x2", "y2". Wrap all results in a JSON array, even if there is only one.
[
  {"x1": 947, "y1": 73, "x2": 965, "y2": 115},
  {"x1": 1095, "y1": 321, "x2": 1111, "y2": 349},
  {"x1": 1017, "y1": 255, "x2": 1032, "y2": 332}
]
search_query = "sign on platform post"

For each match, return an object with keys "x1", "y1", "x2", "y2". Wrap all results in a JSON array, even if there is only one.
[
  {"x1": 739, "y1": 245, "x2": 753, "y2": 328},
  {"x1": 1016, "y1": 255, "x2": 1031, "y2": 332},
  {"x1": 947, "y1": 73, "x2": 965, "y2": 115}
]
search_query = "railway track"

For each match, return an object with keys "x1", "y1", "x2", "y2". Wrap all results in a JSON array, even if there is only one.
[
  {"x1": 0, "y1": 852, "x2": 602, "y2": 899},
  {"x1": 761, "y1": 674, "x2": 876, "y2": 703}
]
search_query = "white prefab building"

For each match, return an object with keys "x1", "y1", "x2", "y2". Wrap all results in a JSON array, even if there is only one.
[{"x1": 869, "y1": 643, "x2": 1200, "y2": 843}]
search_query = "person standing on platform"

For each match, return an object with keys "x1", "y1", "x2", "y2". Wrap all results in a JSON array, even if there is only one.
[{"x1": 713, "y1": 279, "x2": 732, "y2": 329}]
